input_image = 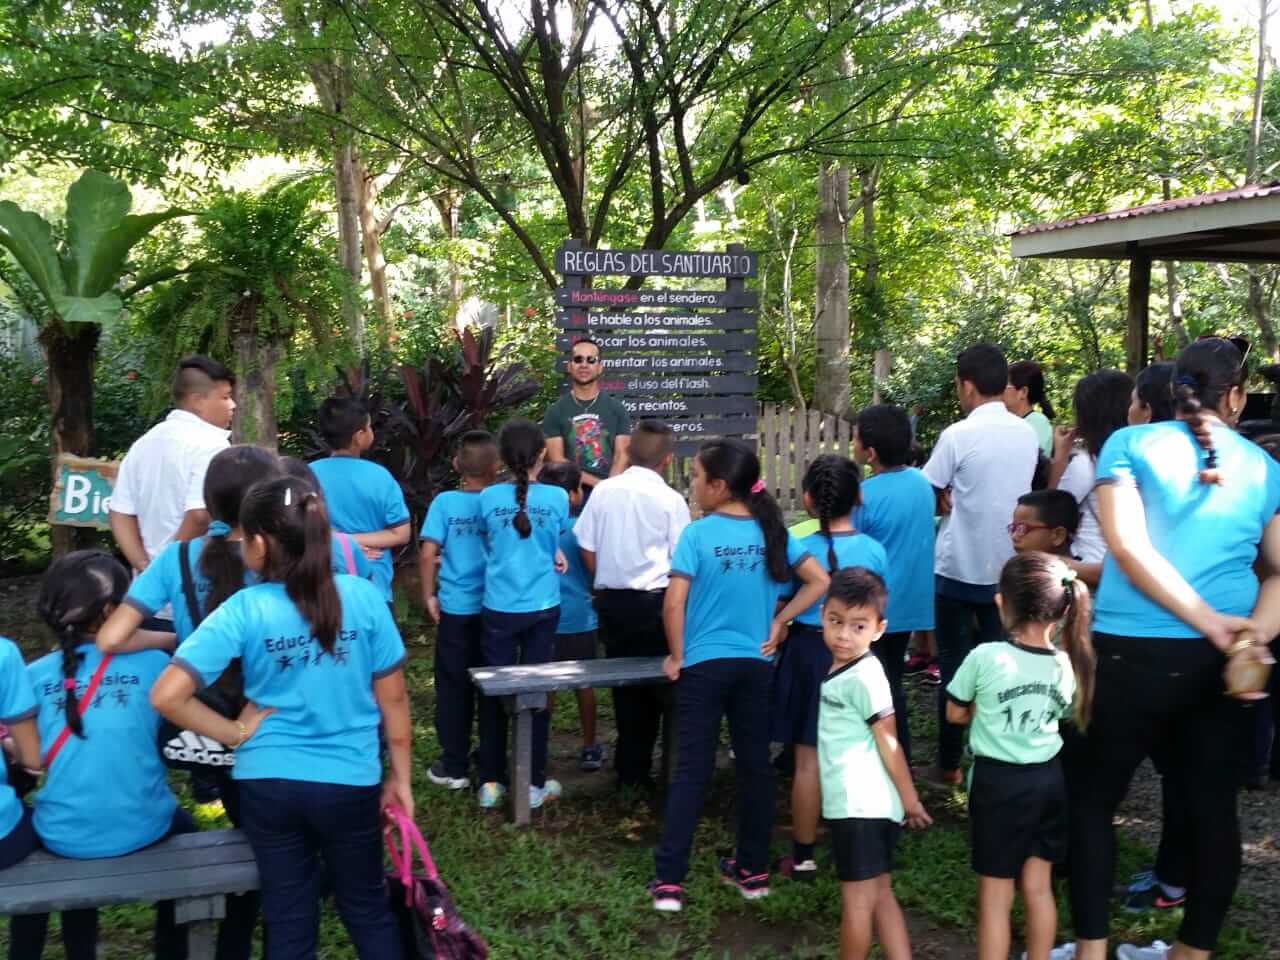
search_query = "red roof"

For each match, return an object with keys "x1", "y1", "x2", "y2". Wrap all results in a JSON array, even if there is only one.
[{"x1": 1013, "y1": 181, "x2": 1280, "y2": 236}]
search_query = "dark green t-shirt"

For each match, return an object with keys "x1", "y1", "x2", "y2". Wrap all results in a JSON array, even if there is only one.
[{"x1": 542, "y1": 392, "x2": 631, "y2": 479}]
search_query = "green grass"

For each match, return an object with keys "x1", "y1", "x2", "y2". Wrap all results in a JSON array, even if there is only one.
[{"x1": 0, "y1": 603, "x2": 1269, "y2": 958}]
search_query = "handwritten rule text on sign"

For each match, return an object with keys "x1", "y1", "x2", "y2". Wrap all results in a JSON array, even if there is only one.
[{"x1": 49, "y1": 455, "x2": 118, "y2": 530}]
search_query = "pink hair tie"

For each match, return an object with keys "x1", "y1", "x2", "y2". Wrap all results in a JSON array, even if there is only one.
[
  {"x1": 751, "y1": 480, "x2": 766, "y2": 494},
  {"x1": 63, "y1": 679, "x2": 77, "y2": 691}
]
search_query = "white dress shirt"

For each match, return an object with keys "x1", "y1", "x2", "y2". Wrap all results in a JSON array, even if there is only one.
[{"x1": 573, "y1": 466, "x2": 691, "y2": 591}]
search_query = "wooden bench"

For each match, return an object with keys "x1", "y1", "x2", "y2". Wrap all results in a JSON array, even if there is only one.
[
  {"x1": 470, "y1": 655, "x2": 673, "y2": 825},
  {"x1": 0, "y1": 829, "x2": 259, "y2": 959}
]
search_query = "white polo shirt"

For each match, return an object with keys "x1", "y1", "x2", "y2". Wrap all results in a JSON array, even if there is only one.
[
  {"x1": 111, "y1": 409, "x2": 231, "y2": 561},
  {"x1": 573, "y1": 466, "x2": 691, "y2": 591},
  {"x1": 923, "y1": 400, "x2": 1038, "y2": 586}
]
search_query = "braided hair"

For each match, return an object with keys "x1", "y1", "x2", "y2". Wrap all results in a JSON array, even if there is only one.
[
  {"x1": 801, "y1": 455, "x2": 862, "y2": 573},
  {"x1": 36, "y1": 550, "x2": 129, "y2": 738},
  {"x1": 498, "y1": 418, "x2": 545, "y2": 539},
  {"x1": 1172, "y1": 338, "x2": 1248, "y2": 485}
]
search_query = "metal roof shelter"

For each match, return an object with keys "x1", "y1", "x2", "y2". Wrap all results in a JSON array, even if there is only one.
[{"x1": 1010, "y1": 182, "x2": 1280, "y2": 372}]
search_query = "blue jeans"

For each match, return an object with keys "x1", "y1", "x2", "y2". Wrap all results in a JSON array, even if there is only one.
[
  {"x1": 237, "y1": 779, "x2": 401, "y2": 960},
  {"x1": 654, "y1": 659, "x2": 775, "y2": 883},
  {"x1": 435, "y1": 613, "x2": 484, "y2": 779},
  {"x1": 8, "y1": 808, "x2": 197, "y2": 960},
  {"x1": 934, "y1": 579, "x2": 1002, "y2": 771},
  {"x1": 477, "y1": 607, "x2": 559, "y2": 788}
]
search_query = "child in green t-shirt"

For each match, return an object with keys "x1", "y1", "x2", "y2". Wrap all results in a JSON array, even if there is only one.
[
  {"x1": 817, "y1": 568, "x2": 931, "y2": 960},
  {"x1": 945, "y1": 552, "x2": 1096, "y2": 960}
]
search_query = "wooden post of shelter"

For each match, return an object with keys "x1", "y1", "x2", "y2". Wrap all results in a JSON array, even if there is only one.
[{"x1": 1125, "y1": 252, "x2": 1151, "y2": 375}]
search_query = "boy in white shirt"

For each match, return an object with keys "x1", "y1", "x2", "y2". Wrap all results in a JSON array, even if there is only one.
[
  {"x1": 574, "y1": 419, "x2": 690, "y2": 789},
  {"x1": 921, "y1": 343, "x2": 1038, "y2": 786}
]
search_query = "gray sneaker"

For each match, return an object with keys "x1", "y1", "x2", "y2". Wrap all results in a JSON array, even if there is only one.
[
  {"x1": 579, "y1": 743, "x2": 606, "y2": 771},
  {"x1": 1022, "y1": 944, "x2": 1075, "y2": 960},
  {"x1": 1116, "y1": 942, "x2": 1170, "y2": 960}
]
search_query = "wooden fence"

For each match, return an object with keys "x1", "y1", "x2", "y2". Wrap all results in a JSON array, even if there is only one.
[{"x1": 667, "y1": 402, "x2": 855, "y2": 513}]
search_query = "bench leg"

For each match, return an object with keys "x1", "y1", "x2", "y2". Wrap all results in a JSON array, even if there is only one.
[
  {"x1": 175, "y1": 895, "x2": 224, "y2": 960},
  {"x1": 505, "y1": 693, "x2": 547, "y2": 826}
]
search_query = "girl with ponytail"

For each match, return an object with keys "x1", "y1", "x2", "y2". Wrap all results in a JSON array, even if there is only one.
[
  {"x1": 946, "y1": 552, "x2": 1093, "y2": 960},
  {"x1": 1005, "y1": 360, "x2": 1056, "y2": 457},
  {"x1": 14, "y1": 550, "x2": 192, "y2": 960},
  {"x1": 648, "y1": 440, "x2": 829, "y2": 913},
  {"x1": 150, "y1": 476, "x2": 411, "y2": 958},
  {"x1": 771, "y1": 455, "x2": 887, "y2": 882},
  {"x1": 473, "y1": 418, "x2": 571, "y2": 811},
  {"x1": 1064, "y1": 335, "x2": 1280, "y2": 960}
]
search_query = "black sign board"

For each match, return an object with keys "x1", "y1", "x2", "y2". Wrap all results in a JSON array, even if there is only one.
[
  {"x1": 557, "y1": 333, "x2": 757, "y2": 352},
  {"x1": 558, "y1": 242, "x2": 758, "y2": 449},
  {"x1": 556, "y1": 247, "x2": 757, "y2": 278},
  {"x1": 555, "y1": 288, "x2": 758, "y2": 309},
  {"x1": 557, "y1": 310, "x2": 756, "y2": 331}
]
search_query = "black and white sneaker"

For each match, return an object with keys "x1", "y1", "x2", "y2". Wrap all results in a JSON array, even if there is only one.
[
  {"x1": 647, "y1": 881, "x2": 684, "y2": 913},
  {"x1": 426, "y1": 760, "x2": 469, "y2": 790}
]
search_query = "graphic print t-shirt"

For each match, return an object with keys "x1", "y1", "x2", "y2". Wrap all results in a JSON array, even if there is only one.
[
  {"x1": 946, "y1": 640, "x2": 1075, "y2": 765},
  {"x1": 478, "y1": 482, "x2": 571, "y2": 613},
  {"x1": 0, "y1": 638, "x2": 36, "y2": 840},
  {"x1": 542, "y1": 393, "x2": 631, "y2": 479},
  {"x1": 818, "y1": 652, "x2": 903, "y2": 822},
  {"x1": 172, "y1": 575, "x2": 406, "y2": 787},
  {"x1": 670, "y1": 513, "x2": 810, "y2": 667},
  {"x1": 28, "y1": 645, "x2": 178, "y2": 857},
  {"x1": 421, "y1": 490, "x2": 487, "y2": 616},
  {"x1": 789, "y1": 531, "x2": 888, "y2": 627}
]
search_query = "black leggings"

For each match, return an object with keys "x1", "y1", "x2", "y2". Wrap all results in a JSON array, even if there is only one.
[{"x1": 1066, "y1": 633, "x2": 1249, "y2": 951}]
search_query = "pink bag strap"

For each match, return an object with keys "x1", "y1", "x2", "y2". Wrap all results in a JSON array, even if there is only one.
[
  {"x1": 335, "y1": 533, "x2": 358, "y2": 576},
  {"x1": 383, "y1": 805, "x2": 439, "y2": 887}
]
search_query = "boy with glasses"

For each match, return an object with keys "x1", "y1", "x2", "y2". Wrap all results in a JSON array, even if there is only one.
[{"x1": 543, "y1": 338, "x2": 632, "y2": 490}]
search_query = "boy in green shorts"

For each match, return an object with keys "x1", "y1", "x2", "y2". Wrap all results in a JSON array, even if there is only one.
[{"x1": 818, "y1": 567, "x2": 932, "y2": 960}]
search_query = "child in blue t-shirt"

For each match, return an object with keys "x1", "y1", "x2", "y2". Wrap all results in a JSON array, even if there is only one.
[
  {"x1": 540, "y1": 460, "x2": 604, "y2": 771},
  {"x1": 0, "y1": 636, "x2": 39, "y2": 872},
  {"x1": 648, "y1": 440, "x2": 829, "y2": 913},
  {"x1": 281, "y1": 456, "x2": 375, "y2": 582},
  {"x1": 149, "y1": 475, "x2": 409, "y2": 958},
  {"x1": 475, "y1": 419, "x2": 570, "y2": 811},
  {"x1": 309, "y1": 397, "x2": 411, "y2": 605},
  {"x1": 11, "y1": 551, "x2": 194, "y2": 960},
  {"x1": 420, "y1": 430, "x2": 498, "y2": 790},
  {"x1": 772, "y1": 454, "x2": 887, "y2": 883},
  {"x1": 854, "y1": 403, "x2": 938, "y2": 765}
]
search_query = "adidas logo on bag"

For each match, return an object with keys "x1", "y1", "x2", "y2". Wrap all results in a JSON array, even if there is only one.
[{"x1": 163, "y1": 730, "x2": 235, "y2": 767}]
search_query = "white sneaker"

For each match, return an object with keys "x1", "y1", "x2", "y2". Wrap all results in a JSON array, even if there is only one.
[
  {"x1": 426, "y1": 761, "x2": 469, "y2": 790},
  {"x1": 530, "y1": 779, "x2": 563, "y2": 809},
  {"x1": 1022, "y1": 944, "x2": 1075, "y2": 960},
  {"x1": 1116, "y1": 942, "x2": 1171, "y2": 960}
]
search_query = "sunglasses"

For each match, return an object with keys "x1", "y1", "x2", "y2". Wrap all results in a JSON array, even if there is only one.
[
  {"x1": 571, "y1": 355, "x2": 600, "y2": 365},
  {"x1": 1008, "y1": 521, "x2": 1053, "y2": 537}
]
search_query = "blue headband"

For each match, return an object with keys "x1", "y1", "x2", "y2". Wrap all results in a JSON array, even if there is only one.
[
  {"x1": 1175, "y1": 375, "x2": 1198, "y2": 389},
  {"x1": 207, "y1": 520, "x2": 232, "y2": 538}
]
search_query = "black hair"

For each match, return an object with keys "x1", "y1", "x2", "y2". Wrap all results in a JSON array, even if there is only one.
[
  {"x1": 802, "y1": 455, "x2": 862, "y2": 573},
  {"x1": 908, "y1": 441, "x2": 926, "y2": 467},
  {"x1": 240, "y1": 477, "x2": 341, "y2": 652},
  {"x1": 539, "y1": 460, "x2": 582, "y2": 496},
  {"x1": 696, "y1": 439, "x2": 791, "y2": 582},
  {"x1": 200, "y1": 446, "x2": 280, "y2": 618},
  {"x1": 498, "y1": 418, "x2": 545, "y2": 538},
  {"x1": 37, "y1": 550, "x2": 129, "y2": 739},
  {"x1": 855, "y1": 404, "x2": 912, "y2": 467},
  {"x1": 825, "y1": 566, "x2": 888, "y2": 619},
  {"x1": 956, "y1": 343, "x2": 1009, "y2": 398},
  {"x1": 1017, "y1": 489, "x2": 1080, "y2": 536},
  {"x1": 172, "y1": 355, "x2": 235, "y2": 404},
  {"x1": 1031, "y1": 452, "x2": 1051, "y2": 491},
  {"x1": 279, "y1": 456, "x2": 318, "y2": 486},
  {"x1": 1073, "y1": 369, "x2": 1133, "y2": 460},
  {"x1": 1173, "y1": 338, "x2": 1248, "y2": 485},
  {"x1": 455, "y1": 430, "x2": 499, "y2": 477},
  {"x1": 318, "y1": 397, "x2": 371, "y2": 451},
  {"x1": 1134, "y1": 362, "x2": 1176, "y2": 423},
  {"x1": 1008, "y1": 360, "x2": 1056, "y2": 419},
  {"x1": 628, "y1": 419, "x2": 674, "y2": 469},
  {"x1": 998, "y1": 552, "x2": 1095, "y2": 728},
  {"x1": 571, "y1": 338, "x2": 603, "y2": 357}
]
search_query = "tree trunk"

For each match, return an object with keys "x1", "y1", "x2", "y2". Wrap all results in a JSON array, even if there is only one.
[
  {"x1": 813, "y1": 157, "x2": 850, "y2": 415},
  {"x1": 231, "y1": 314, "x2": 281, "y2": 450},
  {"x1": 1244, "y1": 0, "x2": 1278, "y2": 360},
  {"x1": 333, "y1": 141, "x2": 364, "y2": 354},
  {"x1": 43, "y1": 323, "x2": 100, "y2": 555},
  {"x1": 357, "y1": 161, "x2": 393, "y2": 350},
  {"x1": 433, "y1": 191, "x2": 464, "y2": 322},
  {"x1": 1248, "y1": 270, "x2": 1280, "y2": 358}
]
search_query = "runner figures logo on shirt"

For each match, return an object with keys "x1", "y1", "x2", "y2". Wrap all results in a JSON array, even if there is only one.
[{"x1": 571, "y1": 413, "x2": 610, "y2": 474}]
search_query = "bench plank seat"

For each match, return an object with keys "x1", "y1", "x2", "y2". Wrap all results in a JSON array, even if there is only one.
[{"x1": 0, "y1": 829, "x2": 259, "y2": 915}]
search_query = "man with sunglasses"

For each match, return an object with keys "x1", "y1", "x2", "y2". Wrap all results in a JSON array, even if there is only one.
[{"x1": 543, "y1": 338, "x2": 632, "y2": 490}]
